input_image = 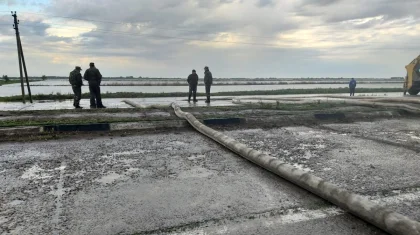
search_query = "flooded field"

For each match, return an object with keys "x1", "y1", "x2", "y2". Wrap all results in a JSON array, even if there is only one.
[{"x1": 0, "y1": 80, "x2": 402, "y2": 97}]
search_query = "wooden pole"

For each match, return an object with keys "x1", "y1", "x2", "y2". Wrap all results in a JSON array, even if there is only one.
[
  {"x1": 18, "y1": 36, "x2": 33, "y2": 103},
  {"x1": 12, "y1": 11, "x2": 25, "y2": 104}
]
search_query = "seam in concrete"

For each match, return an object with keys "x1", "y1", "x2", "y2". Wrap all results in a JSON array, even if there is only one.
[
  {"x1": 135, "y1": 190, "x2": 420, "y2": 235},
  {"x1": 314, "y1": 125, "x2": 420, "y2": 153},
  {"x1": 52, "y1": 162, "x2": 66, "y2": 235}
]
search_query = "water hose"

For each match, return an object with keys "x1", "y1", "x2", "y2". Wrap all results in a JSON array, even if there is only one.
[
  {"x1": 232, "y1": 97, "x2": 420, "y2": 115},
  {"x1": 171, "y1": 102, "x2": 420, "y2": 235}
]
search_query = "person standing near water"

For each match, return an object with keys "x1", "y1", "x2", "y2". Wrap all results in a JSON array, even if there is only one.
[
  {"x1": 84, "y1": 62, "x2": 106, "y2": 108},
  {"x1": 187, "y1": 69, "x2": 198, "y2": 103},
  {"x1": 204, "y1": 66, "x2": 213, "y2": 103},
  {"x1": 349, "y1": 78, "x2": 357, "y2": 96},
  {"x1": 69, "y1": 66, "x2": 83, "y2": 109}
]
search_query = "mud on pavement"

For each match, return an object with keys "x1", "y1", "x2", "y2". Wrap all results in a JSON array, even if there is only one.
[{"x1": 1, "y1": 107, "x2": 420, "y2": 234}]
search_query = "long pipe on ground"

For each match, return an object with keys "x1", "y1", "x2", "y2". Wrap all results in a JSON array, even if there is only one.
[
  {"x1": 232, "y1": 98, "x2": 420, "y2": 114},
  {"x1": 123, "y1": 100, "x2": 170, "y2": 109},
  {"x1": 291, "y1": 96, "x2": 420, "y2": 105},
  {"x1": 171, "y1": 103, "x2": 420, "y2": 235},
  {"x1": 233, "y1": 95, "x2": 420, "y2": 105}
]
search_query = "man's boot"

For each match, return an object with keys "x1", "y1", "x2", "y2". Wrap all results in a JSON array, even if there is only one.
[
  {"x1": 97, "y1": 103, "x2": 106, "y2": 108},
  {"x1": 205, "y1": 96, "x2": 210, "y2": 103},
  {"x1": 74, "y1": 100, "x2": 82, "y2": 109}
]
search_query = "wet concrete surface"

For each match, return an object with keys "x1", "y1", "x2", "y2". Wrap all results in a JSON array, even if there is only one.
[
  {"x1": 223, "y1": 119, "x2": 420, "y2": 221},
  {"x1": 322, "y1": 118, "x2": 420, "y2": 148},
  {"x1": 0, "y1": 97, "x2": 235, "y2": 111},
  {"x1": 0, "y1": 92, "x2": 405, "y2": 111},
  {"x1": 1, "y1": 118, "x2": 419, "y2": 234}
]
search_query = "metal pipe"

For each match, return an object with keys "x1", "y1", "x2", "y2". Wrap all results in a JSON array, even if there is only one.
[{"x1": 171, "y1": 102, "x2": 420, "y2": 235}]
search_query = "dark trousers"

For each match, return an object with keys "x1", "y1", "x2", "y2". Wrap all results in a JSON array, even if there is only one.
[
  {"x1": 350, "y1": 87, "x2": 356, "y2": 96},
  {"x1": 188, "y1": 85, "x2": 197, "y2": 101},
  {"x1": 205, "y1": 84, "x2": 211, "y2": 102},
  {"x1": 89, "y1": 84, "x2": 103, "y2": 107},
  {"x1": 72, "y1": 86, "x2": 82, "y2": 107}
]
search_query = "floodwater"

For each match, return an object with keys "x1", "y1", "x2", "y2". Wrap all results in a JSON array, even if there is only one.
[
  {"x1": 0, "y1": 80, "x2": 402, "y2": 97},
  {"x1": 24, "y1": 79, "x2": 400, "y2": 86},
  {"x1": 0, "y1": 92, "x2": 405, "y2": 111}
]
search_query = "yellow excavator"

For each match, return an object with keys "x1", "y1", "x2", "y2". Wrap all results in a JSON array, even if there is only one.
[{"x1": 404, "y1": 55, "x2": 420, "y2": 95}]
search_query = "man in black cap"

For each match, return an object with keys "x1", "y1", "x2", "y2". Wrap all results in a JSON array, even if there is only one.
[
  {"x1": 69, "y1": 66, "x2": 84, "y2": 109},
  {"x1": 187, "y1": 69, "x2": 198, "y2": 103},
  {"x1": 204, "y1": 66, "x2": 213, "y2": 103},
  {"x1": 84, "y1": 62, "x2": 106, "y2": 108}
]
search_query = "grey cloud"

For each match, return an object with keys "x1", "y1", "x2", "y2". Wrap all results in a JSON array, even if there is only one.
[
  {"x1": 300, "y1": 0, "x2": 341, "y2": 6},
  {"x1": 220, "y1": 0, "x2": 235, "y2": 3},
  {"x1": 1, "y1": 0, "x2": 417, "y2": 78},
  {"x1": 42, "y1": 0, "x2": 297, "y2": 56},
  {"x1": 256, "y1": 0, "x2": 275, "y2": 7},
  {"x1": 0, "y1": 0, "x2": 16, "y2": 6},
  {"x1": 327, "y1": 2, "x2": 420, "y2": 23},
  {"x1": 296, "y1": 0, "x2": 420, "y2": 24},
  {"x1": 0, "y1": 15, "x2": 49, "y2": 36}
]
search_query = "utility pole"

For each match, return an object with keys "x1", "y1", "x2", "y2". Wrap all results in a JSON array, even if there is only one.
[
  {"x1": 12, "y1": 12, "x2": 25, "y2": 104},
  {"x1": 12, "y1": 11, "x2": 33, "y2": 104},
  {"x1": 18, "y1": 37, "x2": 33, "y2": 103}
]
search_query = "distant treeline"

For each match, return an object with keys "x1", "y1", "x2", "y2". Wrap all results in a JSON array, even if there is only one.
[{"x1": 3, "y1": 76, "x2": 404, "y2": 81}]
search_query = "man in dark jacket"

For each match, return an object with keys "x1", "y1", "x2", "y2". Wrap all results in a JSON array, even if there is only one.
[
  {"x1": 204, "y1": 66, "x2": 213, "y2": 103},
  {"x1": 187, "y1": 69, "x2": 198, "y2": 103},
  {"x1": 69, "y1": 66, "x2": 83, "y2": 109},
  {"x1": 349, "y1": 78, "x2": 357, "y2": 96},
  {"x1": 84, "y1": 62, "x2": 106, "y2": 108}
]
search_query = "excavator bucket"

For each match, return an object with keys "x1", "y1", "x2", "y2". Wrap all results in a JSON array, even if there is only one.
[{"x1": 405, "y1": 55, "x2": 420, "y2": 95}]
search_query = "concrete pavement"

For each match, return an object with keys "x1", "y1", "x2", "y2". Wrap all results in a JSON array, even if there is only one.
[
  {"x1": 1, "y1": 118, "x2": 420, "y2": 234},
  {"x1": 0, "y1": 92, "x2": 404, "y2": 111}
]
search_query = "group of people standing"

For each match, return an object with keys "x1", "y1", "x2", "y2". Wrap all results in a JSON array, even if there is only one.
[
  {"x1": 69, "y1": 64, "x2": 213, "y2": 109},
  {"x1": 69, "y1": 62, "x2": 105, "y2": 109},
  {"x1": 69, "y1": 64, "x2": 357, "y2": 109},
  {"x1": 187, "y1": 66, "x2": 213, "y2": 103}
]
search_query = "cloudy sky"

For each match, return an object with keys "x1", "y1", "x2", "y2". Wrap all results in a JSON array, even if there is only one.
[{"x1": 0, "y1": 0, "x2": 419, "y2": 78}]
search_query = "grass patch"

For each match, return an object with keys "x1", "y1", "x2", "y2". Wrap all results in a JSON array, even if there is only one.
[
  {"x1": 0, "y1": 80, "x2": 40, "y2": 86},
  {"x1": 0, "y1": 88, "x2": 403, "y2": 102}
]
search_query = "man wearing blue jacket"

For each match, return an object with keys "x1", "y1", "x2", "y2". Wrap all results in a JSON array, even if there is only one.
[{"x1": 349, "y1": 78, "x2": 357, "y2": 96}]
